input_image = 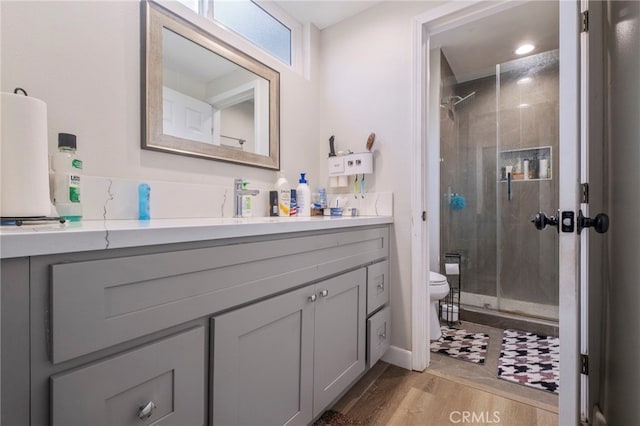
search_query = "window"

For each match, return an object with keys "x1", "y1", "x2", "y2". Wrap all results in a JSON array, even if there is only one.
[
  {"x1": 176, "y1": 0, "x2": 297, "y2": 67},
  {"x1": 214, "y1": 1, "x2": 291, "y2": 65}
]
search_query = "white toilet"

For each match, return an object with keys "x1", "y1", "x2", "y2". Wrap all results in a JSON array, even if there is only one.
[{"x1": 429, "y1": 271, "x2": 450, "y2": 340}]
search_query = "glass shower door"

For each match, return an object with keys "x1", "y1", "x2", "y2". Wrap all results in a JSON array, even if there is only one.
[{"x1": 495, "y1": 51, "x2": 560, "y2": 321}]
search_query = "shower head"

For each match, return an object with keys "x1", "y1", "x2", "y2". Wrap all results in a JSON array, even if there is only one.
[
  {"x1": 440, "y1": 91, "x2": 475, "y2": 114},
  {"x1": 452, "y1": 91, "x2": 476, "y2": 108},
  {"x1": 440, "y1": 91, "x2": 475, "y2": 121}
]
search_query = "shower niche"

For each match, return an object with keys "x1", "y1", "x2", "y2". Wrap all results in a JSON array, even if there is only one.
[{"x1": 499, "y1": 146, "x2": 552, "y2": 181}]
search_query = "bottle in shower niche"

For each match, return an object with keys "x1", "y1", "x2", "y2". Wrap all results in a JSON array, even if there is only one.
[{"x1": 51, "y1": 133, "x2": 82, "y2": 221}]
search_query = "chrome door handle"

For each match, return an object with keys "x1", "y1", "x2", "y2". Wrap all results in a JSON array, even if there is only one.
[
  {"x1": 308, "y1": 294, "x2": 317, "y2": 302},
  {"x1": 319, "y1": 289, "x2": 329, "y2": 297},
  {"x1": 138, "y1": 401, "x2": 157, "y2": 420}
]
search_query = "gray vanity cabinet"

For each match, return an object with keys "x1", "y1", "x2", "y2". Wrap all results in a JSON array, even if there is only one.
[
  {"x1": 1, "y1": 225, "x2": 389, "y2": 426},
  {"x1": 212, "y1": 268, "x2": 366, "y2": 425}
]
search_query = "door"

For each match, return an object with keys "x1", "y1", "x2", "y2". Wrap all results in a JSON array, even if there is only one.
[
  {"x1": 557, "y1": 1, "x2": 607, "y2": 424},
  {"x1": 413, "y1": 1, "x2": 596, "y2": 423}
]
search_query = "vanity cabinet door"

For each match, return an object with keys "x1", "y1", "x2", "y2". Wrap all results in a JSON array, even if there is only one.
[
  {"x1": 313, "y1": 268, "x2": 366, "y2": 415},
  {"x1": 212, "y1": 286, "x2": 315, "y2": 426},
  {"x1": 313, "y1": 268, "x2": 366, "y2": 416},
  {"x1": 50, "y1": 327, "x2": 205, "y2": 426}
]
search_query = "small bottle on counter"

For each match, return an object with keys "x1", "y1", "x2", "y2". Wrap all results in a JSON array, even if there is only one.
[
  {"x1": 241, "y1": 181, "x2": 253, "y2": 217},
  {"x1": 269, "y1": 191, "x2": 279, "y2": 216},
  {"x1": 296, "y1": 173, "x2": 311, "y2": 217},
  {"x1": 290, "y1": 189, "x2": 297, "y2": 216},
  {"x1": 138, "y1": 183, "x2": 151, "y2": 220},
  {"x1": 274, "y1": 172, "x2": 290, "y2": 217},
  {"x1": 51, "y1": 133, "x2": 82, "y2": 221}
]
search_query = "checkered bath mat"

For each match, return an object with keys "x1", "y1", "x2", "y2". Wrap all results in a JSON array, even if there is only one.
[
  {"x1": 497, "y1": 329, "x2": 560, "y2": 394},
  {"x1": 430, "y1": 327, "x2": 489, "y2": 364}
]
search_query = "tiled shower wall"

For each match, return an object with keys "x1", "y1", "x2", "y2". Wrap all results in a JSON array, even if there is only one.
[{"x1": 439, "y1": 51, "x2": 559, "y2": 319}]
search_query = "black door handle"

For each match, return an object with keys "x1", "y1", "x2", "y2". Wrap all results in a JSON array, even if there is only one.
[
  {"x1": 531, "y1": 211, "x2": 559, "y2": 232},
  {"x1": 577, "y1": 210, "x2": 609, "y2": 234}
]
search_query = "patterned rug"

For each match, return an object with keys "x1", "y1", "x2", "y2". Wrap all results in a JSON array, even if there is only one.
[
  {"x1": 497, "y1": 329, "x2": 560, "y2": 394},
  {"x1": 430, "y1": 326, "x2": 489, "y2": 364}
]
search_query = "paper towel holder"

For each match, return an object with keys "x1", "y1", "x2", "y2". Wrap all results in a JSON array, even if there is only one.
[{"x1": 0, "y1": 216, "x2": 66, "y2": 226}]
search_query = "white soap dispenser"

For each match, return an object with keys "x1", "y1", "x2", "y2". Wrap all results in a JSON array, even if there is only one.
[{"x1": 296, "y1": 172, "x2": 311, "y2": 217}]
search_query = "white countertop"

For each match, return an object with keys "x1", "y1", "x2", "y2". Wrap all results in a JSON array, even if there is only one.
[{"x1": 0, "y1": 216, "x2": 393, "y2": 259}]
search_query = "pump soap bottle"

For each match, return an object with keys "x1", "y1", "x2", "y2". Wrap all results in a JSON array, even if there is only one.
[
  {"x1": 296, "y1": 173, "x2": 311, "y2": 217},
  {"x1": 275, "y1": 172, "x2": 291, "y2": 217},
  {"x1": 51, "y1": 133, "x2": 82, "y2": 221}
]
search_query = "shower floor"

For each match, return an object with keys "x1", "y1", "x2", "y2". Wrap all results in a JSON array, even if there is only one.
[{"x1": 427, "y1": 321, "x2": 559, "y2": 408}]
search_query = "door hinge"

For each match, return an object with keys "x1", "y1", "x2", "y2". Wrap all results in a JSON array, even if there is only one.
[
  {"x1": 422, "y1": 211, "x2": 427, "y2": 222},
  {"x1": 581, "y1": 183, "x2": 589, "y2": 204},
  {"x1": 581, "y1": 353, "x2": 589, "y2": 375},
  {"x1": 582, "y1": 10, "x2": 589, "y2": 32}
]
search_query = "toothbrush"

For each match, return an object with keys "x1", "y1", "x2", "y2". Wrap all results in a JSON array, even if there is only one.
[
  {"x1": 360, "y1": 174, "x2": 365, "y2": 198},
  {"x1": 353, "y1": 175, "x2": 359, "y2": 199}
]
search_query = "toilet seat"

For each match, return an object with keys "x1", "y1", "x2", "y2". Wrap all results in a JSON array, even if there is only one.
[{"x1": 430, "y1": 271, "x2": 448, "y2": 286}]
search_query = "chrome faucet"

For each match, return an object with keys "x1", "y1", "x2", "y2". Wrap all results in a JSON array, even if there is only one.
[{"x1": 233, "y1": 178, "x2": 259, "y2": 218}]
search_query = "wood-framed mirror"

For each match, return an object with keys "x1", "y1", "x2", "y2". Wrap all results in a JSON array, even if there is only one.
[{"x1": 141, "y1": 1, "x2": 280, "y2": 169}]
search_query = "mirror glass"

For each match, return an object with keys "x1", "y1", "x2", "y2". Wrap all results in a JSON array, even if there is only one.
[{"x1": 142, "y1": 1, "x2": 280, "y2": 169}]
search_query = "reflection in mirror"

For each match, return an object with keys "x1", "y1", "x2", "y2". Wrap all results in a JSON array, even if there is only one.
[{"x1": 142, "y1": 1, "x2": 280, "y2": 169}]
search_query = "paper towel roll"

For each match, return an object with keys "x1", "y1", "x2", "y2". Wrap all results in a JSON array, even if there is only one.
[
  {"x1": 1, "y1": 92, "x2": 51, "y2": 217},
  {"x1": 445, "y1": 263, "x2": 460, "y2": 275}
]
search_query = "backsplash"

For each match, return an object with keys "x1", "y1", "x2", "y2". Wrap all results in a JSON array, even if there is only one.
[{"x1": 80, "y1": 176, "x2": 393, "y2": 220}]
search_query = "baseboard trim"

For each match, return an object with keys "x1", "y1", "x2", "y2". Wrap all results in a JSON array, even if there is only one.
[{"x1": 381, "y1": 345, "x2": 412, "y2": 370}]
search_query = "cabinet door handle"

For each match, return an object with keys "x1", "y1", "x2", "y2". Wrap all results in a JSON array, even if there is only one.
[
  {"x1": 319, "y1": 289, "x2": 329, "y2": 297},
  {"x1": 138, "y1": 401, "x2": 157, "y2": 420},
  {"x1": 376, "y1": 277, "x2": 385, "y2": 292},
  {"x1": 308, "y1": 294, "x2": 317, "y2": 302}
]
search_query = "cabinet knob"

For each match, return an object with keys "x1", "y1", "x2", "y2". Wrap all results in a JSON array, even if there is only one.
[
  {"x1": 138, "y1": 401, "x2": 157, "y2": 420},
  {"x1": 308, "y1": 294, "x2": 317, "y2": 302},
  {"x1": 319, "y1": 289, "x2": 329, "y2": 297},
  {"x1": 378, "y1": 322, "x2": 387, "y2": 340}
]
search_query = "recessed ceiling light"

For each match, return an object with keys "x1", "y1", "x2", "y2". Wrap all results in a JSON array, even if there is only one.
[
  {"x1": 518, "y1": 103, "x2": 530, "y2": 108},
  {"x1": 517, "y1": 77, "x2": 532, "y2": 85},
  {"x1": 515, "y1": 44, "x2": 535, "y2": 55}
]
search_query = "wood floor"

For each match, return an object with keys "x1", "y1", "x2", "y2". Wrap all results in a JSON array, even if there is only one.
[{"x1": 329, "y1": 361, "x2": 558, "y2": 426}]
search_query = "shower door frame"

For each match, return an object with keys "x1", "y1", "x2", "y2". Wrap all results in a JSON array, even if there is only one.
[{"x1": 410, "y1": 1, "x2": 585, "y2": 424}]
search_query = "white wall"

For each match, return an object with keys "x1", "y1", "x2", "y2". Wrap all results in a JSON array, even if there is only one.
[
  {"x1": 319, "y1": 1, "x2": 443, "y2": 352},
  {"x1": 1, "y1": 1, "x2": 321, "y2": 218}
]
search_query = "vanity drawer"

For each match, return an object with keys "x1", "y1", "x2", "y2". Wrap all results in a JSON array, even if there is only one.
[
  {"x1": 366, "y1": 260, "x2": 389, "y2": 315},
  {"x1": 367, "y1": 306, "x2": 390, "y2": 367},
  {"x1": 50, "y1": 327, "x2": 205, "y2": 426},
  {"x1": 49, "y1": 226, "x2": 388, "y2": 363}
]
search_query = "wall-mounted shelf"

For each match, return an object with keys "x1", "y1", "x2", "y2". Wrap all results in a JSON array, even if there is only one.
[{"x1": 499, "y1": 146, "x2": 552, "y2": 181}]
